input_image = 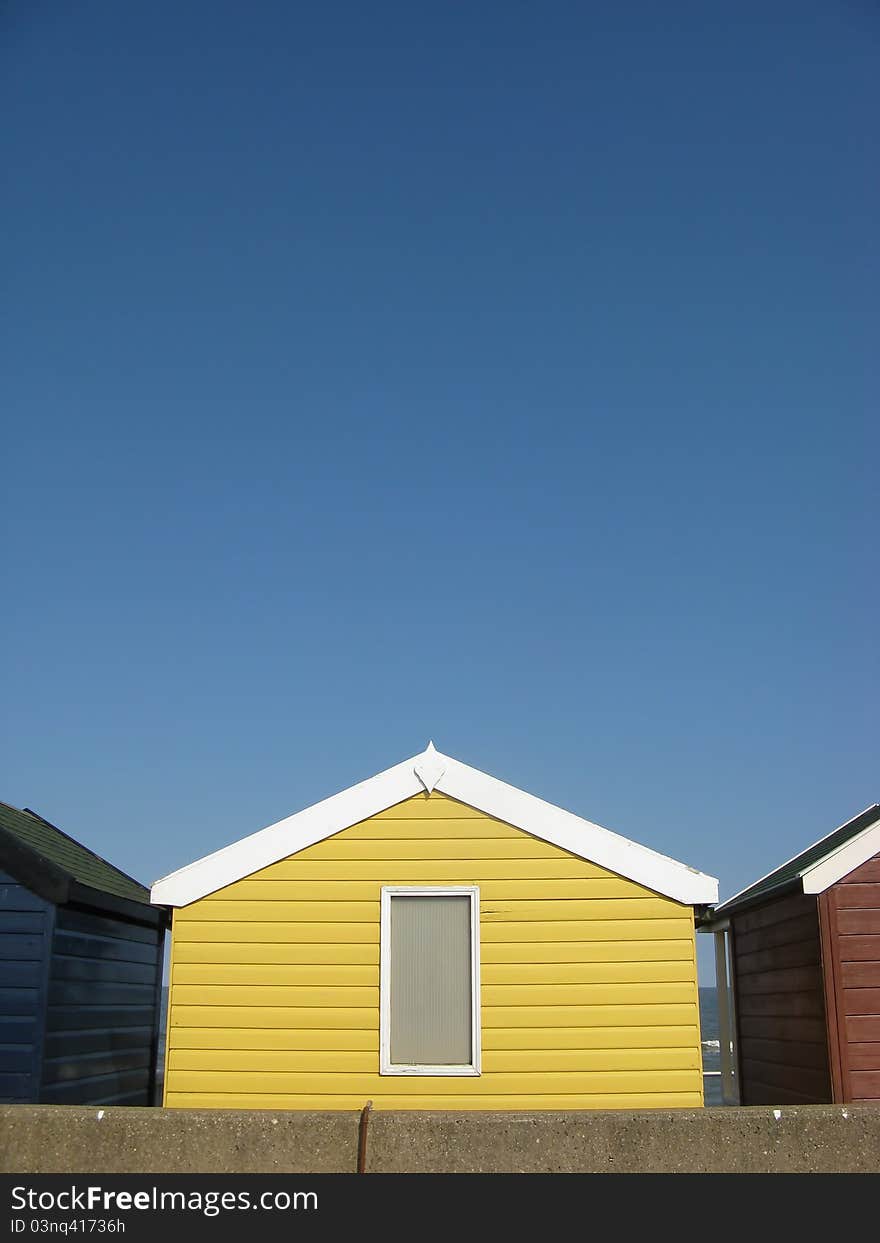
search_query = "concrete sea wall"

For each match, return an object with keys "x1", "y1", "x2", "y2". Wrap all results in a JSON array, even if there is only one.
[{"x1": 1, "y1": 1105, "x2": 878, "y2": 1174}]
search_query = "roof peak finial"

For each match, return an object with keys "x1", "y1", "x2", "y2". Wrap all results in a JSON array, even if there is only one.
[{"x1": 414, "y1": 741, "x2": 445, "y2": 794}]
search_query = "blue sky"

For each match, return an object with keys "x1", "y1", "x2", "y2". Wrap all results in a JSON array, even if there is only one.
[{"x1": 3, "y1": 2, "x2": 877, "y2": 982}]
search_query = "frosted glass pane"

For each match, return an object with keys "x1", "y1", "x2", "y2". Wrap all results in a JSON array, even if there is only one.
[{"x1": 390, "y1": 895, "x2": 472, "y2": 1065}]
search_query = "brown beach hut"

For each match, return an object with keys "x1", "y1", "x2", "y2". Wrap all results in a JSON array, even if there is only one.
[{"x1": 705, "y1": 803, "x2": 880, "y2": 1106}]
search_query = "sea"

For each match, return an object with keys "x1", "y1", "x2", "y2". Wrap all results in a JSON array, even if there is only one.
[
  {"x1": 159, "y1": 985, "x2": 725, "y2": 1105},
  {"x1": 699, "y1": 986, "x2": 722, "y2": 1105}
]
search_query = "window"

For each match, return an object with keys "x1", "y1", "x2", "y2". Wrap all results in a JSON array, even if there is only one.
[{"x1": 379, "y1": 886, "x2": 481, "y2": 1076}]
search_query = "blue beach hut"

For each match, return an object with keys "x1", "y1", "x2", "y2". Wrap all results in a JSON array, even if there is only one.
[{"x1": 0, "y1": 800, "x2": 166, "y2": 1105}]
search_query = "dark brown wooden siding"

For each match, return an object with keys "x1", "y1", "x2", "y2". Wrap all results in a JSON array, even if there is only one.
[
  {"x1": 732, "y1": 892, "x2": 832, "y2": 1104},
  {"x1": 820, "y1": 852, "x2": 880, "y2": 1102}
]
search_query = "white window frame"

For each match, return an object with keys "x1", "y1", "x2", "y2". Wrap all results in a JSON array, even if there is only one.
[{"x1": 379, "y1": 885, "x2": 481, "y2": 1077}]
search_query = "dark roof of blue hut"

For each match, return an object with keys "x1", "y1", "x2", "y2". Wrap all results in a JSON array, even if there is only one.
[{"x1": 0, "y1": 800, "x2": 151, "y2": 907}]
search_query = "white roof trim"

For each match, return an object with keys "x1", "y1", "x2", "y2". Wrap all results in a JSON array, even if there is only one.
[
  {"x1": 715, "y1": 804, "x2": 880, "y2": 911},
  {"x1": 150, "y1": 743, "x2": 718, "y2": 908},
  {"x1": 802, "y1": 815, "x2": 880, "y2": 894}
]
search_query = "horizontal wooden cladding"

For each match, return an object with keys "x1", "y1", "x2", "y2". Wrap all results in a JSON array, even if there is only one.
[
  {"x1": 0, "y1": 1049, "x2": 33, "y2": 1074},
  {"x1": 42, "y1": 1048, "x2": 151, "y2": 1086},
  {"x1": 171, "y1": 985, "x2": 376, "y2": 1008},
  {"x1": 171, "y1": 938, "x2": 693, "y2": 967},
  {"x1": 169, "y1": 1047, "x2": 701, "y2": 1075},
  {"x1": 171, "y1": 1003, "x2": 697, "y2": 1031},
  {"x1": 847, "y1": 1043, "x2": 880, "y2": 1070},
  {"x1": 165, "y1": 1091, "x2": 704, "y2": 1111},
  {"x1": 824, "y1": 863, "x2": 876, "y2": 1120},
  {"x1": 485, "y1": 960, "x2": 693, "y2": 984},
  {"x1": 178, "y1": 898, "x2": 675, "y2": 924},
  {"x1": 169, "y1": 981, "x2": 693, "y2": 1009},
  {"x1": 53, "y1": 931, "x2": 158, "y2": 966},
  {"x1": 735, "y1": 939, "x2": 820, "y2": 977},
  {"x1": 484, "y1": 1024, "x2": 697, "y2": 1050},
  {"x1": 171, "y1": 1006, "x2": 378, "y2": 1030},
  {"x1": 363, "y1": 823, "x2": 509, "y2": 843},
  {"x1": 742, "y1": 1081, "x2": 830, "y2": 1106},
  {"x1": 369, "y1": 795, "x2": 490, "y2": 820},
  {"x1": 41, "y1": 1068, "x2": 150, "y2": 1105},
  {"x1": 730, "y1": 894, "x2": 830, "y2": 1104},
  {"x1": 172, "y1": 940, "x2": 380, "y2": 965},
  {"x1": 167, "y1": 1069, "x2": 701, "y2": 1096},
  {"x1": 483, "y1": 939, "x2": 694, "y2": 962},
  {"x1": 0, "y1": 961, "x2": 41, "y2": 988},
  {"x1": 732, "y1": 893, "x2": 817, "y2": 935},
  {"x1": 844, "y1": 1016, "x2": 880, "y2": 1043},
  {"x1": 169, "y1": 1049, "x2": 379, "y2": 1073},
  {"x1": 482, "y1": 895, "x2": 679, "y2": 918},
  {"x1": 46, "y1": 1005, "x2": 156, "y2": 1032},
  {"x1": 245, "y1": 860, "x2": 617, "y2": 882},
  {"x1": 343, "y1": 820, "x2": 528, "y2": 839},
  {"x1": 169, "y1": 1027, "x2": 380, "y2": 1052},
  {"x1": 840, "y1": 961, "x2": 880, "y2": 988},
  {"x1": 173, "y1": 960, "x2": 694, "y2": 988},
  {"x1": 200, "y1": 879, "x2": 657, "y2": 903},
  {"x1": 837, "y1": 935, "x2": 880, "y2": 962},
  {"x1": 0, "y1": 1018, "x2": 37, "y2": 1044},
  {"x1": 0, "y1": 987, "x2": 38, "y2": 1013},
  {"x1": 0, "y1": 913, "x2": 44, "y2": 934},
  {"x1": 839, "y1": 857, "x2": 880, "y2": 884},
  {"x1": 0, "y1": 933, "x2": 44, "y2": 962},
  {"x1": 0, "y1": 1076, "x2": 32, "y2": 1101},
  {"x1": 266, "y1": 838, "x2": 577, "y2": 861},
  {"x1": 43, "y1": 1028, "x2": 154, "y2": 1059},
  {"x1": 488, "y1": 982, "x2": 694, "y2": 1006},
  {"x1": 834, "y1": 885, "x2": 880, "y2": 909},
  {"x1": 481, "y1": 1004, "x2": 698, "y2": 1030},
  {"x1": 733, "y1": 912, "x2": 819, "y2": 957},
  {"x1": 178, "y1": 901, "x2": 380, "y2": 924},
  {"x1": 0, "y1": 887, "x2": 51, "y2": 913},
  {"x1": 849, "y1": 1070, "x2": 880, "y2": 1100},
  {"x1": 739, "y1": 1037, "x2": 828, "y2": 1070},
  {"x1": 52, "y1": 956, "x2": 156, "y2": 986},
  {"x1": 836, "y1": 910, "x2": 880, "y2": 935},
  {"x1": 841, "y1": 988, "x2": 880, "y2": 1016},
  {"x1": 174, "y1": 921, "x2": 377, "y2": 944},
  {"x1": 175, "y1": 963, "x2": 377, "y2": 987},
  {"x1": 167, "y1": 1024, "x2": 697, "y2": 1054},
  {"x1": 55, "y1": 908, "x2": 157, "y2": 945},
  {"x1": 4, "y1": 913, "x2": 53, "y2": 1105},
  {"x1": 739, "y1": 1058, "x2": 830, "y2": 1100},
  {"x1": 488, "y1": 918, "x2": 689, "y2": 941},
  {"x1": 736, "y1": 965, "x2": 823, "y2": 996},
  {"x1": 736, "y1": 991, "x2": 825, "y2": 1019},
  {"x1": 48, "y1": 981, "x2": 156, "y2": 1007},
  {"x1": 173, "y1": 918, "x2": 692, "y2": 945}
]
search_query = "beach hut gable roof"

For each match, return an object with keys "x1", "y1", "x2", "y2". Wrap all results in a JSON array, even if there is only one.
[
  {"x1": 151, "y1": 742, "x2": 718, "y2": 907},
  {"x1": 0, "y1": 800, "x2": 151, "y2": 907},
  {"x1": 715, "y1": 803, "x2": 880, "y2": 915}
]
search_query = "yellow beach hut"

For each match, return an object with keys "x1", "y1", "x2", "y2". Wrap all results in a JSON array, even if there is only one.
[{"x1": 151, "y1": 744, "x2": 718, "y2": 1110}]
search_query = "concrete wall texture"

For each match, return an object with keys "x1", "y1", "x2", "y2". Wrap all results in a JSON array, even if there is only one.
[{"x1": 1, "y1": 1105, "x2": 878, "y2": 1173}]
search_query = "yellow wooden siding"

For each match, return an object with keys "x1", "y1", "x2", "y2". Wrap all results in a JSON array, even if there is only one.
[{"x1": 164, "y1": 791, "x2": 703, "y2": 1110}]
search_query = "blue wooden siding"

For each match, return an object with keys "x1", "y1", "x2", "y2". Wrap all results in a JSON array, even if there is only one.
[
  {"x1": 42, "y1": 906, "x2": 163, "y2": 1105},
  {"x1": 0, "y1": 870, "x2": 52, "y2": 1103}
]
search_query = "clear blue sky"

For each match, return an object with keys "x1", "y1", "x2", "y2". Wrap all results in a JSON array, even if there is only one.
[{"x1": 3, "y1": 3, "x2": 877, "y2": 982}]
